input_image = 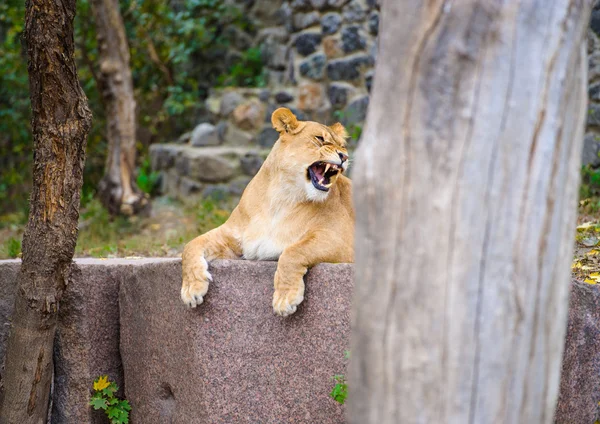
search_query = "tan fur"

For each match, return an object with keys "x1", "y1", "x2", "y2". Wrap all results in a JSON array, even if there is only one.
[{"x1": 181, "y1": 108, "x2": 354, "y2": 316}]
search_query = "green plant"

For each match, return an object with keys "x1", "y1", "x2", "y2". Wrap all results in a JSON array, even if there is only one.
[
  {"x1": 5, "y1": 237, "x2": 21, "y2": 258},
  {"x1": 90, "y1": 375, "x2": 131, "y2": 424},
  {"x1": 136, "y1": 157, "x2": 160, "y2": 194},
  {"x1": 581, "y1": 164, "x2": 600, "y2": 200},
  {"x1": 218, "y1": 47, "x2": 267, "y2": 88},
  {"x1": 330, "y1": 374, "x2": 348, "y2": 405}
]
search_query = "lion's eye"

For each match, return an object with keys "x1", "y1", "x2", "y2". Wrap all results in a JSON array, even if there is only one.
[{"x1": 315, "y1": 136, "x2": 325, "y2": 143}]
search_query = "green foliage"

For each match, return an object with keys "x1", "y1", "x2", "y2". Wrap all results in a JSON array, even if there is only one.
[
  {"x1": 330, "y1": 375, "x2": 348, "y2": 405},
  {"x1": 5, "y1": 237, "x2": 21, "y2": 258},
  {"x1": 1, "y1": 0, "x2": 259, "y2": 213},
  {"x1": 218, "y1": 47, "x2": 267, "y2": 88},
  {"x1": 329, "y1": 349, "x2": 350, "y2": 405},
  {"x1": 0, "y1": 0, "x2": 32, "y2": 212},
  {"x1": 136, "y1": 158, "x2": 160, "y2": 195},
  {"x1": 195, "y1": 198, "x2": 231, "y2": 234},
  {"x1": 581, "y1": 164, "x2": 600, "y2": 201},
  {"x1": 90, "y1": 376, "x2": 131, "y2": 424}
]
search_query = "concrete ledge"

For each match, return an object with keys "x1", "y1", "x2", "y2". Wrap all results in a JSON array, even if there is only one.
[
  {"x1": 0, "y1": 259, "x2": 351, "y2": 423},
  {"x1": 2, "y1": 258, "x2": 595, "y2": 423}
]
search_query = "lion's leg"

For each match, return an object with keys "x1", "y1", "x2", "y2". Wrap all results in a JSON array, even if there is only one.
[
  {"x1": 272, "y1": 234, "x2": 348, "y2": 316},
  {"x1": 181, "y1": 225, "x2": 240, "y2": 307}
]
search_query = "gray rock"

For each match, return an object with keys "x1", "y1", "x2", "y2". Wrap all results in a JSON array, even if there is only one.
[
  {"x1": 257, "y1": 126, "x2": 280, "y2": 148},
  {"x1": 179, "y1": 177, "x2": 203, "y2": 197},
  {"x1": 150, "y1": 144, "x2": 182, "y2": 171},
  {"x1": 589, "y1": 84, "x2": 600, "y2": 102},
  {"x1": 293, "y1": 11, "x2": 320, "y2": 30},
  {"x1": 221, "y1": 122, "x2": 255, "y2": 146},
  {"x1": 202, "y1": 179, "x2": 249, "y2": 199},
  {"x1": 581, "y1": 132, "x2": 600, "y2": 167},
  {"x1": 310, "y1": 0, "x2": 328, "y2": 9},
  {"x1": 589, "y1": 52, "x2": 600, "y2": 80},
  {"x1": 341, "y1": 25, "x2": 366, "y2": 53},
  {"x1": 366, "y1": 0, "x2": 380, "y2": 8},
  {"x1": 588, "y1": 103, "x2": 600, "y2": 127},
  {"x1": 365, "y1": 69, "x2": 374, "y2": 92},
  {"x1": 261, "y1": 39, "x2": 289, "y2": 70},
  {"x1": 591, "y1": 8, "x2": 600, "y2": 37},
  {"x1": 328, "y1": 83, "x2": 354, "y2": 109},
  {"x1": 220, "y1": 91, "x2": 244, "y2": 117},
  {"x1": 240, "y1": 151, "x2": 265, "y2": 176},
  {"x1": 343, "y1": 95, "x2": 369, "y2": 125},
  {"x1": 274, "y1": 91, "x2": 294, "y2": 103},
  {"x1": 295, "y1": 32, "x2": 322, "y2": 56},
  {"x1": 256, "y1": 27, "x2": 289, "y2": 45},
  {"x1": 176, "y1": 131, "x2": 192, "y2": 144},
  {"x1": 175, "y1": 148, "x2": 237, "y2": 183},
  {"x1": 299, "y1": 53, "x2": 327, "y2": 80},
  {"x1": 321, "y1": 12, "x2": 343, "y2": 35},
  {"x1": 556, "y1": 280, "x2": 600, "y2": 423},
  {"x1": 119, "y1": 259, "x2": 353, "y2": 423},
  {"x1": 328, "y1": 0, "x2": 349, "y2": 7},
  {"x1": 259, "y1": 90, "x2": 271, "y2": 102},
  {"x1": 190, "y1": 122, "x2": 220, "y2": 147},
  {"x1": 275, "y1": 2, "x2": 293, "y2": 31},
  {"x1": 327, "y1": 54, "x2": 374, "y2": 81},
  {"x1": 368, "y1": 11, "x2": 379, "y2": 35},
  {"x1": 342, "y1": 0, "x2": 366, "y2": 22},
  {"x1": 291, "y1": 0, "x2": 311, "y2": 10}
]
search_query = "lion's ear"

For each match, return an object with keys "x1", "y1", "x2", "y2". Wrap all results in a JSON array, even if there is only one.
[
  {"x1": 329, "y1": 122, "x2": 348, "y2": 138},
  {"x1": 272, "y1": 108, "x2": 300, "y2": 133}
]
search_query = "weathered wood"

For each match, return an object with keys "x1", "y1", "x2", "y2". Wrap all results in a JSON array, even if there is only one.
[
  {"x1": 92, "y1": 0, "x2": 148, "y2": 216},
  {"x1": 349, "y1": 1, "x2": 592, "y2": 423},
  {"x1": 0, "y1": 0, "x2": 92, "y2": 421}
]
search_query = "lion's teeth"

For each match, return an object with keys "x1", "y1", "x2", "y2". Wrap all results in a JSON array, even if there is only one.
[
  {"x1": 319, "y1": 178, "x2": 324, "y2": 185},
  {"x1": 325, "y1": 163, "x2": 331, "y2": 174},
  {"x1": 324, "y1": 182, "x2": 332, "y2": 188}
]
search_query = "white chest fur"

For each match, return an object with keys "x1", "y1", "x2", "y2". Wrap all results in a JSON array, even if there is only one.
[
  {"x1": 242, "y1": 236, "x2": 284, "y2": 260},
  {"x1": 241, "y1": 201, "x2": 300, "y2": 260}
]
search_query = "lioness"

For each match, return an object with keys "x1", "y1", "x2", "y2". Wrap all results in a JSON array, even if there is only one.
[{"x1": 181, "y1": 107, "x2": 354, "y2": 316}]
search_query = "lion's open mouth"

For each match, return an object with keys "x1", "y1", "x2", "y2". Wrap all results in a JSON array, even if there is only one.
[{"x1": 308, "y1": 161, "x2": 342, "y2": 192}]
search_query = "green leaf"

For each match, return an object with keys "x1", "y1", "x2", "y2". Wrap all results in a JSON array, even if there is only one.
[{"x1": 90, "y1": 396, "x2": 108, "y2": 410}]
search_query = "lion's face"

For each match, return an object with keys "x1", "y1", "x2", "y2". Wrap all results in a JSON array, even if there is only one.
[{"x1": 271, "y1": 108, "x2": 349, "y2": 202}]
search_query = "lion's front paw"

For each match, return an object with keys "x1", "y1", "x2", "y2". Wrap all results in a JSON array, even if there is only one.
[
  {"x1": 181, "y1": 256, "x2": 213, "y2": 308},
  {"x1": 273, "y1": 286, "x2": 305, "y2": 317}
]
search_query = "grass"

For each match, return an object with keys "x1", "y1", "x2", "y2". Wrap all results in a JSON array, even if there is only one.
[{"x1": 0, "y1": 195, "x2": 236, "y2": 259}]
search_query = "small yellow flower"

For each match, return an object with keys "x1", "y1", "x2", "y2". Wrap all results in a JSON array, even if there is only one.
[{"x1": 94, "y1": 375, "x2": 110, "y2": 391}]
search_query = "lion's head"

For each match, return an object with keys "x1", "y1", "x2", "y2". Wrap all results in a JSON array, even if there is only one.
[{"x1": 270, "y1": 108, "x2": 349, "y2": 202}]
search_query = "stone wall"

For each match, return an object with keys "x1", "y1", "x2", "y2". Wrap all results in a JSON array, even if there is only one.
[
  {"x1": 0, "y1": 260, "x2": 599, "y2": 422},
  {"x1": 151, "y1": 0, "x2": 379, "y2": 200},
  {"x1": 0, "y1": 259, "x2": 352, "y2": 423},
  {"x1": 583, "y1": 2, "x2": 600, "y2": 166}
]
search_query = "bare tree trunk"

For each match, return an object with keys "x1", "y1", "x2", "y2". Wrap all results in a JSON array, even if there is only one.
[
  {"x1": 0, "y1": 0, "x2": 92, "y2": 421},
  {"x1": 349, "y1": 1, "x2": 592, "y2": 423},
  {"x1": 92, "y1": 0, "x2": 148, "y2": 216}
]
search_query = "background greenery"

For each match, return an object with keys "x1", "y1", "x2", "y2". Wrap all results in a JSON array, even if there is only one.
[{"x1": 0, "y1": 0, "x2": 261, "y2": 217}]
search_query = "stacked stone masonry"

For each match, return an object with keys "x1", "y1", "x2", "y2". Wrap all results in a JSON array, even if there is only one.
[
  {"x1": 151, "y1": 0, "x2": 378, "y2": 200},
  {"x1": 584, "y1": 2, "x2": 600, "y2": 166}
]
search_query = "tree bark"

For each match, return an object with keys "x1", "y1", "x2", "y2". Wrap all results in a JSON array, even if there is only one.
[
  {"x1": 0, "y1": 0, "x2": 92, "y2": 421},
  {"x1": 92, "y1": 0, "x2": 148, "y2": 216},
  {"x1": 349, "y1": 1, "x2": 592, "y2": 423}
]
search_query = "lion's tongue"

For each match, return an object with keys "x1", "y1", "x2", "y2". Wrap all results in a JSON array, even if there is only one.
[{"x1": 312, "y1": 164, "x2": 325, "y2": 182}]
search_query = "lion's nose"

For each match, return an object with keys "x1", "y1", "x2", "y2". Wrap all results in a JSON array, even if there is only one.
[{"x1": 338, "y1": 152, "x2": 348, "y2": 162}]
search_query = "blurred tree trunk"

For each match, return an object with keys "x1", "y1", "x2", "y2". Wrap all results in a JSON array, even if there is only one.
[
  {"x1": 92, "y1": 0, "x2": 148, "y2": 216},
  {"x1": 349, "y1": 1, "x2": 591, "y2": 424},
  {"x1": 0, "y1": 0, "x2": 92, "y2": 421}
]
